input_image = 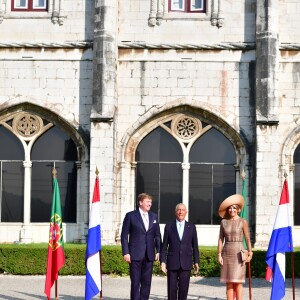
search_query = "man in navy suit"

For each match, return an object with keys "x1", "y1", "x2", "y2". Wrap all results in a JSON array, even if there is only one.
[
  {"x1": 160, "y1": 203, "x2": 199, "y2": 300},
  {"x1": 121, "y1": 193, "x2": 161, "y2": 300}
]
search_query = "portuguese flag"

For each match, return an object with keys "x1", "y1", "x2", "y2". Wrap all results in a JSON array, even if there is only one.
[{"x1": 44, "y1": 170, "x2": 65, "y2": 300}]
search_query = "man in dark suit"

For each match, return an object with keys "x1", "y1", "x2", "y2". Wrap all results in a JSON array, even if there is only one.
[
  {"x1": 160, "y1": 203, "x2": 199, "y2": 300},
  {"x1": 121, "y1": 193, "x2": 161, "y2": 300}
]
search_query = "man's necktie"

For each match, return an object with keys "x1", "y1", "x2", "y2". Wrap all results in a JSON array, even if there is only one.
[
  {"x1": 178, "y1": 222, "x2": 183, "y2": 240},
  {"x1": 143, "y1": 213, "x2": 149, "y2": 231}
]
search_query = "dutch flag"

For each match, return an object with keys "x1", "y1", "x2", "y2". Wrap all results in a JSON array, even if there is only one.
[
  {"x1": 85, "y1": 175, "x2": 102, "y2": 300},
  {"x1": 265, "y1": 179, "x2": 294, "y2": 300}
]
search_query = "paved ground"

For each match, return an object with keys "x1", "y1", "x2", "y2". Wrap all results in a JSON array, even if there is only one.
[{"x1": 0, "y1": 275, "x2": 299, "y2": 299}]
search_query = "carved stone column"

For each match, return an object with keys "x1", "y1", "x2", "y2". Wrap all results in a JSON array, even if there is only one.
[
  {"x1": 91, "y1": 0, "x2": 118, "y2": 121},
  {"x1": 256, "y1": 0, "x2": 279, "y2": 123},
  {"x1": 20, "y1": 160, "x2": 32, "y2": 243},
  {"x1": 255, "y1": 0, "x2": 280, "y2": 248}
]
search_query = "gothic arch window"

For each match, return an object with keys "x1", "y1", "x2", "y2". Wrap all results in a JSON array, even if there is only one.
[
  {"x1": 135, "y1": 113, "x2": 237, "y2": 224},
  {"x1": 294, "y1": 144, "x2": 300, "y2": 225},
  {"x1": 0, "y1": 112, "x2": 78, "y2": 223}
]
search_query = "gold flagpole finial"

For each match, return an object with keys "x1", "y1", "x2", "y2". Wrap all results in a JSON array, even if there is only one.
[
  {"x1": 241, "y1": 169, "x2": 246, "y2": 180},
  {"x1": 284, "y1": 170, "x2": 288, "y2": 179},
  {"x1": 52, "y1": 163, "x2": 57, "y2": 178},
  {"x1": 95, "y1": 166, "x2": 99, "y2": 176}
]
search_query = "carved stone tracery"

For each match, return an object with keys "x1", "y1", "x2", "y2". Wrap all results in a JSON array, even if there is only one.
[
  {"x1": 171, "y1": 115, "x2": 202, "y2": 141},
  {"x1": 13, "y1": 113, "x2": 41, "y2": 138}
]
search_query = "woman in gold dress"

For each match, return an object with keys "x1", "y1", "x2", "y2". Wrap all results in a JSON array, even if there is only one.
[{"x1": 217, "y1": 194, "x2": 253, "y2": 300}]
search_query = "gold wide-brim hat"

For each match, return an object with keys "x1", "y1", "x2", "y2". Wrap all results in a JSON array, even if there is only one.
[{"x1": 218, "y1": 194, "x2": 245, "y2": 218}]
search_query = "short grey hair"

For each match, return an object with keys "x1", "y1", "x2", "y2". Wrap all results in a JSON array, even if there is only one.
[{"x1": 175, "y1": 203, "x2": 186, "y2": 212}]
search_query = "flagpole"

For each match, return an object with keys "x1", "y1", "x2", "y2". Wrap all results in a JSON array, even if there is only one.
[
  {"x1": 55, "y1": 280, "x2": 58, "y2": 300},
  {"x1": 283, "y1": 172, "x2": 295, "y2": 300},
  {"x1": 291, "y1": 252, "x2": 295, "y2": 300},
  {"x1": 53, "y1": 165, "x2": 58, "y2": 300},
  {"x1": 96, "y1": 167, "x2": 103, "y2": 300},
  {"x1": 85, "y1": 166, "x2": 102, "y2": 300},
  {"x1": 45, "y1": 164, "x2": 65, "y2": 300},
  {"x1": 100, "y1": 250, "x2": 103, "y2": 300},
  {"x1": 241, "y1": 169, "x2": 252, "y2": 299},
  {"x1": 248, "y1": 261, "x2": 252, "y2": 300}
]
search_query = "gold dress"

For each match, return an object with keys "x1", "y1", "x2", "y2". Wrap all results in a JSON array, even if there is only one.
[{"x1": 219, "y1": 217, "x2": 246, "y2": 283}]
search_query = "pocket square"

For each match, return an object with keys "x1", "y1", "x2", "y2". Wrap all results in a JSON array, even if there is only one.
[{"x1": 153, "y1": 220, "x2": 157, "y2": 223}]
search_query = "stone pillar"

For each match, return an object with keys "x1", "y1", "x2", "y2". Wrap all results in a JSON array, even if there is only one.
[
  {"x1": 91, "y1": 0, "x2": 118, "y2": 120},
  {"x1": 182, "y1": 162, "x2": 190, "y2": 219},
  {"x1": 89, "y1": 1, "x2": 118, "y2": 244},
  {"x1": 20, "y1": 160, "x2": 32, "y2": 243},
  {"x1": 256, "y1": 0, "x2": 279, "y2": 122},
  {"x1": 255, "y1": 0, "x2": 280, "y2": 248}
]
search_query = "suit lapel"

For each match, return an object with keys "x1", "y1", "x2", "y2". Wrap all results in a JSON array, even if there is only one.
[
  {"x1": 148, "y1": 212, "x2": 154, "y2": 230},
  {"x1": 181, "y1": 221, "x2": 190, "y2": 241},
  {"x1": 134, "y1": 210, "x2": 146, "y2": 231},
  {"x1": 172, "y1": 221, "x2": 181, "y2": 241}
]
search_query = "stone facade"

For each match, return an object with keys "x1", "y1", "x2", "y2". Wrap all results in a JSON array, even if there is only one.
[{"x1": 0, "y1": 0, "x2": 299, "y2": 248}]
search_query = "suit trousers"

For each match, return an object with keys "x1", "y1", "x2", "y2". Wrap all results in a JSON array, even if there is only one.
[
  {"x1": 167, "y1": 268, "x2": 191, "y2": 300},
  {"x1": 130, "y1": 256, "x2": 154, "y2": 300}
]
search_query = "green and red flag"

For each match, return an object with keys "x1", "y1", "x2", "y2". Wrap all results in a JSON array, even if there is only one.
[
  {"x1": 44, "y1": 169, "x2": 65, "y2": 300},
  {"x1": 240, "y1": 170, "x2": 249, "y2": 249}
]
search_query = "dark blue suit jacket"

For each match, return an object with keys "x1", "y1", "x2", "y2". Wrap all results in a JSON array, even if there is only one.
[
  {"x1": 160, "y1": 220, "x2": 199, "y2": 270},
  {"x1": 121, "y1": 210, "x2": 161, "y2": 261}
]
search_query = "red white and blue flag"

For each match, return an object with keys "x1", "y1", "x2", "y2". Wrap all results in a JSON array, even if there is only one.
[
  {"x1": 265, "y1": 179, "x2": 293, "y2": 300},
  {"x1": 85, "y1": 174, "x2": 102, "y2": 300}
]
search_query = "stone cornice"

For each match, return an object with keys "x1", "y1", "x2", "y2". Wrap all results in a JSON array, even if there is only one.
[
  {"x1": 118, "y1": 41, "x2": 255, "y2": 50},
  {"x1": 279, "y1": 43, "x2": 300, "y2": 51},
  {"x1": 0, "y1": 41, "x2": 93, "y2": 48},
  {"x1": 0, "y1": 41, "x2": 300, "y2": 51}
]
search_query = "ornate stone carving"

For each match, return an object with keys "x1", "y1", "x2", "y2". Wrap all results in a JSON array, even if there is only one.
[
  {"x1": 51, "y1": 0, "x2": 66, "y2": 25},
  {"x1": 12, "y1": 113, "x2": 43, "y2": 138},
  {"x1": 211, "y1": 0, "x2": 224, "y2": 27},
  {"x1": 148, "y1": 0, "x2": 164, "y2": 26},
  {"x1": 172, "y1": 115, "x2": 201, "y2": 141}
]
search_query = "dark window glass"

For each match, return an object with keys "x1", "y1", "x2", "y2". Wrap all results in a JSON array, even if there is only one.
[
  {"x1": 1, "y1": 162, "x2": 24, "y2": 222},
  {"x1": 136, "y1": 163, "x2": 159, "y2": 212},
  {"x1": 189, "y1": 128, "x2": 236, "y2": 224},
  {"x1": 189, "y1": 164, "x2": 212, "y2": 224},
  {"x1": 31, "y1": 126, "x2": 77, "y2": 222},
  {"x1": 294, "y1": 144, "x2": 300, "y2": 225},
  {"x1": 136, "y1": 162, "x2": 182, "y2": 223},
  {"x1": 212, "y1": 165, "x2": 236, "y2": 223},
  {"x1": 136, "y1": 127, "x2": 182, "y2": 162},
  {"x1": 31, "y1": 126, "x2": 77, "y2": 161},
  {"x1": 31, "y1": 161, "x2": 77, "y2": 222},
  {"x1": 294, "y1": 145, "x2": 300, "y2": 163},
  {"x1": 0, "y1": 126, "x2": 24, "y2": 222},
  {"x1": 0, "y1": 126, "x2": 24, "y2": 160},
  {"x1": 189, "y1": 164, "x2": 235, "y2": 224},
  {"x1": 190, "y1": 128, "x2": 235, "y2": 163},
  {"x1": 160, "y1": 163, "x2": 183, "y2": 223}
]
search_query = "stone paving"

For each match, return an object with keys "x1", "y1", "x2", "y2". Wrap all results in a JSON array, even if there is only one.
[{"x1": 0, "y1": 275, "x2": 299, "y2": 299}]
